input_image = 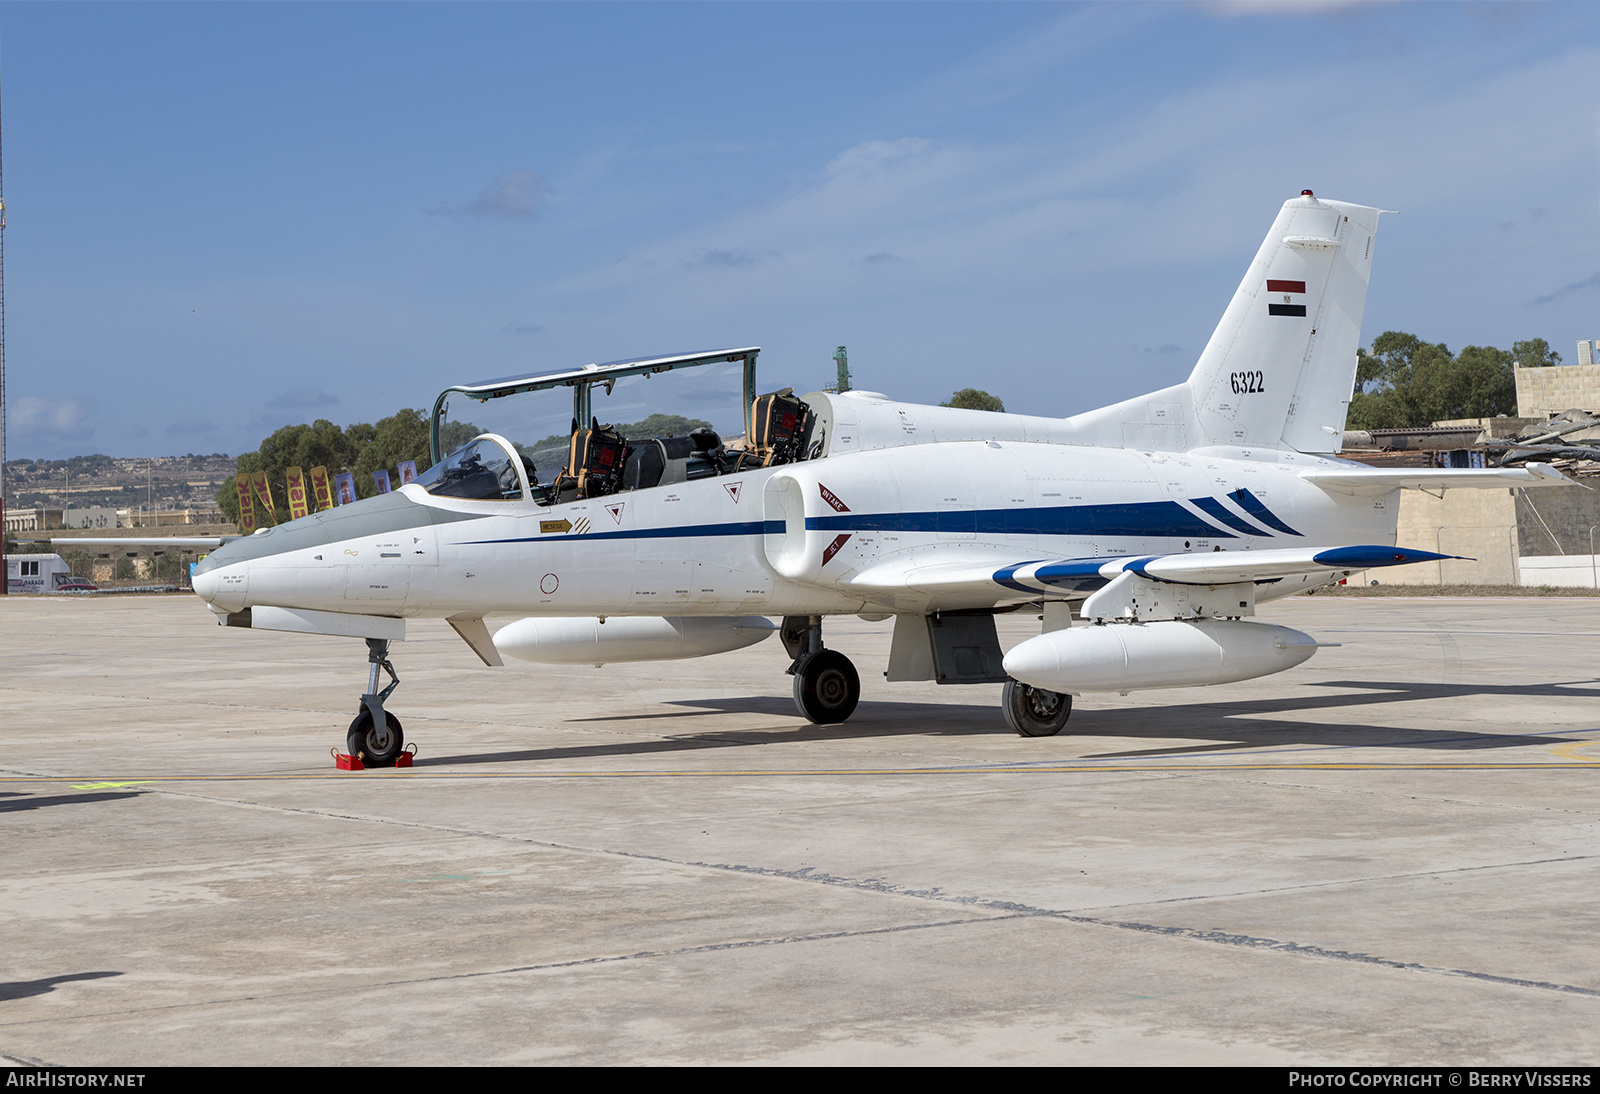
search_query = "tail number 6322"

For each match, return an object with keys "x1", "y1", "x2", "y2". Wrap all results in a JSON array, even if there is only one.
[{"x1": 1230, "y1": 370, "x2": 1264, "y2": 395}]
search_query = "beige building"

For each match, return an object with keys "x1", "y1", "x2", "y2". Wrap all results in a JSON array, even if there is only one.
[
  {"x1": 1514, "y1": 360, "x2": 1600, "y2": 420},
  {"x1": 1377, "y1": 485, "x2": 1600, "y2": 587},
  {"x1": 1386, "y1": 487, "x2": 1519, "y2": 585},
  {"x1": 1341, "y1": 353, "x2": 1600, "y2": 586},
  {"x1": 3, "y1": 507, "x2": 66, "y2": 533}
]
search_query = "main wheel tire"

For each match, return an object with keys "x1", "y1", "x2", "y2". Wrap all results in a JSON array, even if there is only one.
[
  {"x1": 347, "y1": 708, "x2": 405, "y2": 767},
  {"x1": 1002, "y1": 679, "x2": 1071, "y2": 737},
  {"x1": 792, "y1": 649, "x2": 861, "y2": 725}
]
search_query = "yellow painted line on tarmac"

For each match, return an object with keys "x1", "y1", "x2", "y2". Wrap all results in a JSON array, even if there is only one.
[
  {"x1": 2, "y1": 761, "x2": 1598, "y2": 785},
  {"x1": 1550, "y1": 741, "x2": 1600, "y2": 763}
]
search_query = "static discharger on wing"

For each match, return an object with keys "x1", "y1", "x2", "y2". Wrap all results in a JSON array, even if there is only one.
[{"x1": 178, "y1": 191, "x2": 1573, "y2": 765}]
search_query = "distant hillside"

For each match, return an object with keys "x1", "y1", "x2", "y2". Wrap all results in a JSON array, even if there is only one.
[{"x1": 4, "y1": 454, "x2": 236, "y2": 511}]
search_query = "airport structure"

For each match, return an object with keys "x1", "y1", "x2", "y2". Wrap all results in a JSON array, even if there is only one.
[{"x1": 1340, "y1": 347, "x2": 1600, "y2": 587}]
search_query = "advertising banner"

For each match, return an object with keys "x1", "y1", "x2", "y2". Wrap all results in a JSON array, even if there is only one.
[
  {"x1": 235, "y1": 476, "x2": 257, "y2": 532},
  {"x1": 373, "y1": 469, "x2": 392, "y2": 494},
  {"x1": 397, "y1": 460, "x2": 418, "y2": 485},
  {"x1": 251, "y1": 471, "x2": 277, "y2": 523},
  {"x1": 334, "y1": 472, "x2": 358, "y2": 506},
  {"x1": 286, "y1": 466, "x2": 310, "y2": 521},
  {"x1": 309, "y1": 466, "x2": 334, "y2": 511}
]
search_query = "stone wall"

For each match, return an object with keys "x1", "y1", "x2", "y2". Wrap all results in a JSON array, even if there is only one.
[
  {"x1": 1370, "y1": 482, "x2": 1600, "y2": 585},
  {"x1": 1383, "y1": 486, "x2": 1519, "y2": 584},
  {"x1": 1515, "y1": 364, "x2": 1600, "y2": 419},
  {"x1": 1512, "y1": 481, "x2": 1600, "y2": 556}
]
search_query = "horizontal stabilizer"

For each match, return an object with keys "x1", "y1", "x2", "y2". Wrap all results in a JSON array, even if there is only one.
[{"x1": 1301, "y1": 463, "x2": 1571, "y2": 494}]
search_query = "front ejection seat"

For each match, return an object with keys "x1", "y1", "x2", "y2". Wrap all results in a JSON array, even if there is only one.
[{"x1": 553, "y1": 417, "x2": 628, "y2": 501}]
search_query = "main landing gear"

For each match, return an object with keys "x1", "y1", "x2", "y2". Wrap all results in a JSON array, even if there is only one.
[
  {"x1": 1001, "y1": 679, "x2": 1072, "y2": 738},
  {"x1": 783, "y1": 615, "x2": 861, "y2": 725},
  {"x1": 347, "y1": 637, "x2": 406, "y2": 767}
]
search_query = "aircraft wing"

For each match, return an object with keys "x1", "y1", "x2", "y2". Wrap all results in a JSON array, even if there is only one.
[
  {"x1": 840, "y1": 545, "x2": 1457, "y2": 600},
  {"x1": 48, "y1": 537, "x2": 232, "y2": 548},
  {"x1": 1301, "y1": 462, "x2": 1571, "y2": 494},
  {"x1": 1099, "y1": 545, "x2": 1458, "y2": 585}
]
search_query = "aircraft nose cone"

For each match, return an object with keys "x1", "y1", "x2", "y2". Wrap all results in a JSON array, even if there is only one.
[
  {"x1": 191, "y1": 557, "x2": 247, "y2": 611},
  {"x1": 192, "y1": 566, "x2": 220, "y2": 604}
]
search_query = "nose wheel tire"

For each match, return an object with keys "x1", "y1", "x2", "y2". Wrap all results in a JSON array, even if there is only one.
[
  {"x1": 793, "y1": 649, "x2": 861, "y2": 725},
  {"x1": 1002, "y1": 679, "x2": 1071, "y2": 737},
  {"x1": 348, "y1": 709, "x2": 406, "y2": 767}
]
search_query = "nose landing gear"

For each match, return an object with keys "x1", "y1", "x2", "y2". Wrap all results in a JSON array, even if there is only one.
[{"x1": 348, "y1": 637, "x2": 405, "y2": 767}]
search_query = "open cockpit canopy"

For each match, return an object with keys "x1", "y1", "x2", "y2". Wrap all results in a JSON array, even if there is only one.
[
  {"x1": 428, "y1": 347, "x2": 824, "y2": 507},
  {"x1": 430, "y1": 348, "x2": 760, "y2": 465}
]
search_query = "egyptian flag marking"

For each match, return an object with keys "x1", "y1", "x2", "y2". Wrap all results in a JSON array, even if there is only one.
[{"x1": 1267, "y1": 278, "x2": 1307, "y2": 317}]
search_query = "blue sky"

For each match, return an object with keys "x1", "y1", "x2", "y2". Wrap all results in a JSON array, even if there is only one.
[{"x1": 4, "y1": 1, "x2": 1600, "y2": 460}]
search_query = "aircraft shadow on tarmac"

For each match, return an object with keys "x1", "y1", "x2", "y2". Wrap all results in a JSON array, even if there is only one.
[
  {"x1": 0, "y1": 971, "x2": 122, "y2": 1003},
  {"x1": 0, "y1": 790, "x2": 145, "y2": 813},
  {"x1": 418, "y1": 678, "x2": 1600, "y2": 767}
]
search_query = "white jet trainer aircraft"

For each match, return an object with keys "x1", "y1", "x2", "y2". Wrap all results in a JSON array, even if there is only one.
[{"x1": 192, "y1": 191, "x2": 1571, "y2": 765}]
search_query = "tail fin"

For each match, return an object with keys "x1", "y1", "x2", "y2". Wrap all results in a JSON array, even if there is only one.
[{"x1": 1187, "y1": 192, "x2": 1381, "y2": 454}]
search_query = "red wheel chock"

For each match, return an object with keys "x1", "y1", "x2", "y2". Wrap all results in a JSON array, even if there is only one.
[{"x1": 332, "y1": 744, "x2": 416, "y2": 771}]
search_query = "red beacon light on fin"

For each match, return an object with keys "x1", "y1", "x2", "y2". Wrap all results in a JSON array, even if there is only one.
[{"x1": 1301, "y1": 189, "x2": 1314, "y2": 197}]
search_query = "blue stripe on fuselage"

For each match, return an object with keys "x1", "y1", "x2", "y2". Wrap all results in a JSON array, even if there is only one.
[
  {"x1": 1188, "y1": 496, "x2": 1270, "y2": 537},
  {"x1": 464, "y1": 495, "x2": 1255, "y2": 553},
  {"x1": 806, "y1": 500, "x2": 1237, "y2": 540},
  {"x1": 1229, "y1": 489, "x2": 1302, "y2": 536},
  {"x1": 461, "y1": 519, "x2": 785, "y2": 546}
]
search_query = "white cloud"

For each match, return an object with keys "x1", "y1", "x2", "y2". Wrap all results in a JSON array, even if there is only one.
[
  {"x1": 430, "y1": 170, "x2": 549, "y2": 220},
  {"x1": 509, "y1": 27, "x2": 1600, "y2": 415},
  {"x1": 1196, "y1": 0, "x2": 1396, "y2": 16},
  {"x1": 12, "y1": 396, "x2": 90, "y2": 436}
]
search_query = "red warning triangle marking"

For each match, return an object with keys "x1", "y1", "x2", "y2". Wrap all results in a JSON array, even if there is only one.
[
  {"x1": 605, "y1": 502, "x2": 625, "y2": 524},
  {"x1": 724, "y1": 482, "x2": 743, "y2": 503}
]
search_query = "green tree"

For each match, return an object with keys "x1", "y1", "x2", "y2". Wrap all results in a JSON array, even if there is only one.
[
  {"x1": 217, "y1": 413, "x2": 439, "y2": 524},
  {"x1": 1431, "y1": 345, "x2": 1517, "y2": 419},
  {"x1": 1512, "y1": 338, "x2": 1561, "y2": 368},
  {"x1": 1347, "y1": 331, "x2": 1525, "y2": 430},
  {"x1": 352, "y1": 409, "x2": 434, "y2": 500},
  {"x1": 62, "y1": 549, "x2": 95, "y2": 578},
  {"x1": 941, "y1": 388, "x2": 1005, "y2": 412},
  {"x1": 219, "y1": 419, "x2": 354, "y2": 525},
  {"x1": 615, "y1": 413, "x2": 713, "y2": 438},
  {"x1": 152, "y1": 551, "x2": 187, "y2": 583}
]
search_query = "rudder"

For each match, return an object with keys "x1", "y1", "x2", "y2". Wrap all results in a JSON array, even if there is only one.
[{"x1": 1187, "y1": 192, "x2": 1382, "y2": 454}]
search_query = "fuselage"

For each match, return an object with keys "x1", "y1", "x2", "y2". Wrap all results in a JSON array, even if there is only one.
[{"x1": 192, "y1": 437, "x2": 1396, "y2": 621}]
